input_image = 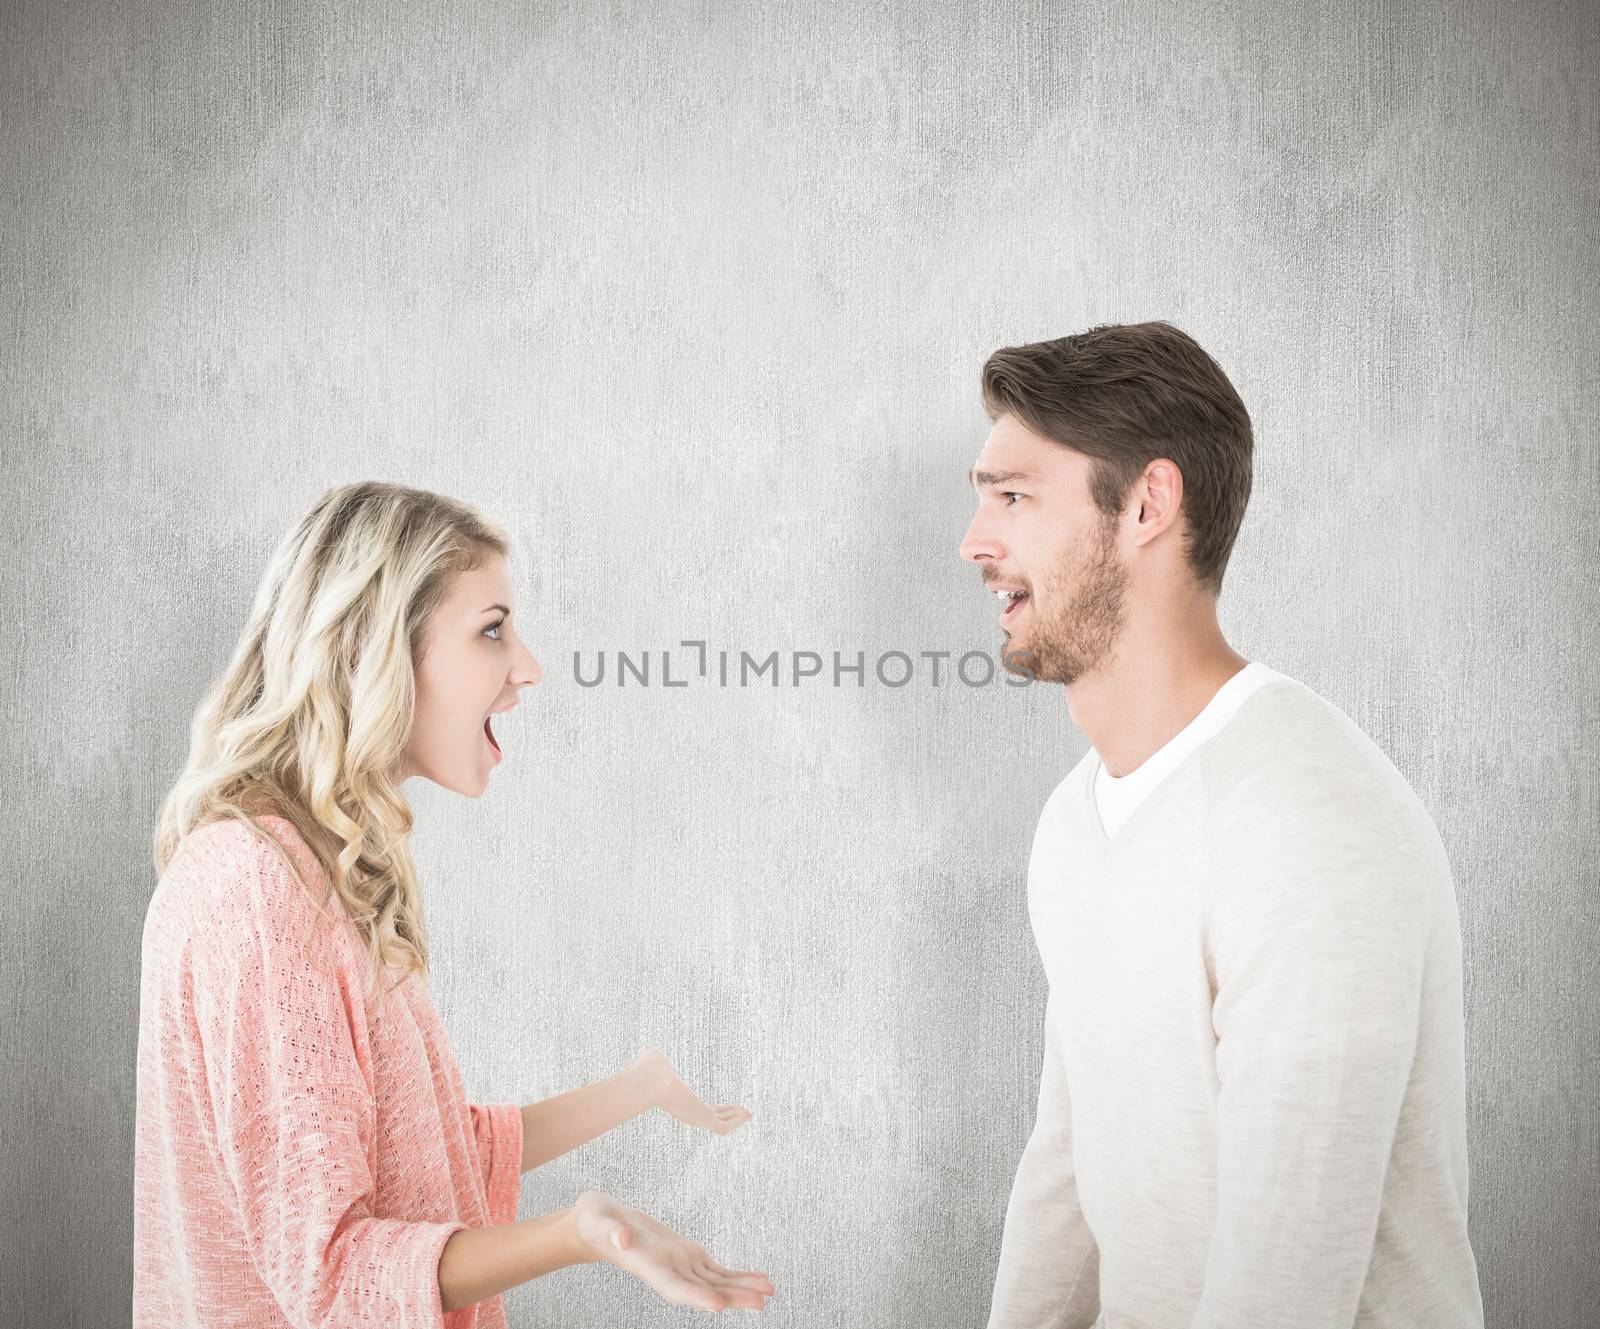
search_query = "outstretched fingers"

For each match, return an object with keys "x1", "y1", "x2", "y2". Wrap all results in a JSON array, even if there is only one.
[
  {"x1": 704, "y1": 1260, "x2": 771, "y2": 1292},
  {"x1": 696, "y1": 1255, "x2": 775, "y2": 1297},
  {"x1": 709, "y1": 1104, "x2": 753, "y2": 1134},
  {"x1": 674, "y1": 1280, "x2": 728, "y2": 1312}
]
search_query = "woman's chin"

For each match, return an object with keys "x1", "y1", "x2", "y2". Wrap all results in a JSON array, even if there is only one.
[{"x1": 416, "y1": 767, "x2": 490, "y2": 799}]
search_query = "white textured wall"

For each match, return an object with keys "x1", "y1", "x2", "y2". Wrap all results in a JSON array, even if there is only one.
[{"x1": 3, "y1": 1, "x2": 1596, "y2": 1325}]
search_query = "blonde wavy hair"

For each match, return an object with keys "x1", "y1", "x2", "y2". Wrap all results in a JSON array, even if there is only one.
[{"x1": 153, "y1": 481, "x2": 510, "y2": 1004}]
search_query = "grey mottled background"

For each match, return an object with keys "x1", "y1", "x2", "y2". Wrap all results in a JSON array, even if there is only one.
[{"x1": 3, "y1": 0, "x2": 1597, "y2": 1325}]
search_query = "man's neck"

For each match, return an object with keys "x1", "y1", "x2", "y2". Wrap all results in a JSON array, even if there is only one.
[{"x1": 1067, "y1": 630, "x2": 1249, "y2": 780}]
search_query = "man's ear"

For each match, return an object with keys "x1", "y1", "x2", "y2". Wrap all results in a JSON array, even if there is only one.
[{"x1": 1134, "y1": 459, "x2": 1184, "y2": 543}]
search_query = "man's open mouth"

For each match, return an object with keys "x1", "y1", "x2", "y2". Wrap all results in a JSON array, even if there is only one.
[{"x1": 997, "y1": 588, "x2": 1031, "y2": 622}]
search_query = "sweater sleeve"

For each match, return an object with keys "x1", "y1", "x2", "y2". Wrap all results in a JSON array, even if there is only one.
[
  {"x1": 189, "y1": 854, "x2": 468, "y2": 1329},
  {"x1": 986, "y1": 988, "x2": 1101, "y2": 1329},
  {"x1": 467, "y1": 1102, "x2": 524, "y2": 1226},
  {"x1": 1194, "y1": 772, "x2": 1431, "y2": 1328}
]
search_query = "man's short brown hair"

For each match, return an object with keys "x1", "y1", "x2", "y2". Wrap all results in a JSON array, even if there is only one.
[{"x1": 981, "y1": 320, "x2": 1253, "y2": 597}]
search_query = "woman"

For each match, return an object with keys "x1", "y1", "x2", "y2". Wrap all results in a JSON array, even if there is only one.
[{"x1": 132, "y1": 481, "x2": 775, "y2": 1325}]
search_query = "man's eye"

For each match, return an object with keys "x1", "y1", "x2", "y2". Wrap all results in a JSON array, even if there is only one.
[
  {"x1": 483, "y1": 619, "x2": 505, "y2": 640},
  {"x1": 1003, "y1": 492, "x2": 1025, "y2": 506}
]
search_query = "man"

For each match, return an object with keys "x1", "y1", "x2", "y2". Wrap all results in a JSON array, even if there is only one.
[{"x1": 962, "y1": 322, "x2": 1483, "y2": 1328}]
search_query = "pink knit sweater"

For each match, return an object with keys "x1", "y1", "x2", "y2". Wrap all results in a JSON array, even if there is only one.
[{"x1": 133, "y1": 814, "x2": 524, "y2": 1328}]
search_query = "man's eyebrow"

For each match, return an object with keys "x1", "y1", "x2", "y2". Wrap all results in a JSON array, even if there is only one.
[
  {"x1": 480, "y1": 604, "x2": 512, "y2": 617},
  {"x1": 968, "y1": 468, "x2": 1038, "y2": 489}
]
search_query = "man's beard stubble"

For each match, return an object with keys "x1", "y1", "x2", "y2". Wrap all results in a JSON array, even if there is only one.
[{"x1": 1002, "y1": 511, "x2": 1129, "y2": 687}]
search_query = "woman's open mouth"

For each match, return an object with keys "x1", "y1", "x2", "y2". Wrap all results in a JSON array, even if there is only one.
[{"x1": 484, "y1": 715, "x2": 502, "y2": 763}]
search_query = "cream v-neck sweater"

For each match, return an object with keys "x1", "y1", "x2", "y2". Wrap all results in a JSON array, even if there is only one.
[
  {"x1": 1093, "y1": 662, "x2": 1285, "y2": 837},
  {"x1": 987, "y1": 674, "x2": 1483, "y2": 1328}
]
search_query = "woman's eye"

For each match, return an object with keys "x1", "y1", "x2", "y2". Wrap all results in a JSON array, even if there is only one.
[{"x1": 483, "y1": 619, "x2": 505, "y2": 640}]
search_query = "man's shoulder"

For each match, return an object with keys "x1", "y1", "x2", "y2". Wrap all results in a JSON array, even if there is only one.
[{"x1": 1206, "y1": 678, "x2": 1445, "y2": 865}]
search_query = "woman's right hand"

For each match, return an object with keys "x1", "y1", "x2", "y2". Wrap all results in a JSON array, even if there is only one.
[{"x1": 565, "y1": 1190, "x2": 776, "y2": 1312}]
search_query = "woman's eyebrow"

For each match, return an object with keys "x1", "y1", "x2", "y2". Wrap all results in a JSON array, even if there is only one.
[{"x1": 479, "y1": 604, "x2": 512, "y2": 617}]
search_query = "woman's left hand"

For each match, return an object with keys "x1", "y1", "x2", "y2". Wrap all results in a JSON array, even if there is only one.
[{"x1": 635, "y1": 1048, "x2": 753, "y2": 1136}]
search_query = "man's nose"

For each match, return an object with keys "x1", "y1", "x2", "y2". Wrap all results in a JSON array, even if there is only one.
[{"x1": 960, "y1": 511, "x2": 1003, "y2": 565}]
